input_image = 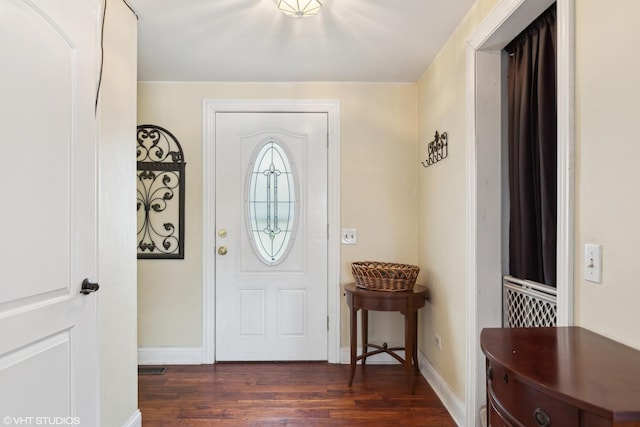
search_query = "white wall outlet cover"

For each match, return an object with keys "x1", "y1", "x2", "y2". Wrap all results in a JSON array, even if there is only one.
[{"x1": 435, "y1": 334, "x2": 442, "y2": 350}]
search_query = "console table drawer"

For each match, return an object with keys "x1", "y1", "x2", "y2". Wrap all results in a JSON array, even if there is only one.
[
  {"x1": 351, "y1": 295, "x2": 407, "y2": 312},
  {"x1": 488, "y1": 360, "x2": 579, "y2": 427}
]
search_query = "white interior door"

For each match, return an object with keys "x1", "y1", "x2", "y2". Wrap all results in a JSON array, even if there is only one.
[
  {"x1": 215, "y1": 112, "x2": 328, "y2": 361},
  {"x1": 0, "y1": 0, "x2": 99, "y2": 423}
]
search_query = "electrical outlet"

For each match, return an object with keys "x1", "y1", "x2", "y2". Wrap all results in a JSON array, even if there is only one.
[{"x1": 435, "y1": 334, "x2": 442, "y2": 350}]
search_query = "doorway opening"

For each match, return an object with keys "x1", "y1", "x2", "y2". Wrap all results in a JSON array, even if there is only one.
[{"x1": 465, "y1": 0, "x2": 575, "y2": 425}]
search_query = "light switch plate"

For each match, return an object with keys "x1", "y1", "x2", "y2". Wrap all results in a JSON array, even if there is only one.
[
  {"x1": 341, "y1": 228, "x2": 357, "y2": 245},
  {"x1": 584, "y1": 243, "x2": 602, "y2": 283}
]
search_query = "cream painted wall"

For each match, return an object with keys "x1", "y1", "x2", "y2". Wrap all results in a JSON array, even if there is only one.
[
  {"x1": 574, "y1": 0, "x2": 640, "y2": 349},
  {"x1": 417, "y1": 0, "x2": 640, "y2": 407},
  {"x1": 416, "y1": 0, "x2": 499, "y2": 402},
  {"x1": 98, "y1": 0, "x2": 139, "y2": 425},
  {"x1": 137, "y1": 83, "x2": 418, "y2": 350}
]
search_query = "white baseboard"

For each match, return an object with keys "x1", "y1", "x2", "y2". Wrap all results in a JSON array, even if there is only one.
[
  {"x1": 138, "y1": 347, "x2": 202, "y2": 365},
  {"x1": 417, "y1": 351, "x2": 465, "y2": 426},
  {"x1": 122, "y1": 409, "x2": 141, "y2": 427}
]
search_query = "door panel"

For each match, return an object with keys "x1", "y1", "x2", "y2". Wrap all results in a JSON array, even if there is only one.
[
  {"x1": 0, "y1": 0, "x2": 99, "y2": 422},
  {"x1": 215, "y1": 112, "x2": 328, "y2": 361},
  {"x1": 1, "y1": 0, "x2": 76, "y2": 305},
  {"x1": 0, "y1": 332, "x2": 71, "y2": 415}
]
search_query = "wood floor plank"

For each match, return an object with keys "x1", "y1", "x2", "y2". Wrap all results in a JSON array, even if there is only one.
[{"x1": 139, "y1": 362, "x2": 456, "y2": 426}]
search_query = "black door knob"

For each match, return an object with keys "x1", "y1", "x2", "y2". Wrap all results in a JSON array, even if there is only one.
[{"x1": 80, "y1": 278, "x2": 100, "y2": 295}]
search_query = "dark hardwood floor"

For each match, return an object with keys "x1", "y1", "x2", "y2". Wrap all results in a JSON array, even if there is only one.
[{"x1": 138, "y1": 362, "x2": 456, "y2": 426}]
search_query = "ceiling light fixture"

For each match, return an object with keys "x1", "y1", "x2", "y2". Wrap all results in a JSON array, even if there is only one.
[{"x1": 277, "y1": 0, "x2": 322, "y2": 18}]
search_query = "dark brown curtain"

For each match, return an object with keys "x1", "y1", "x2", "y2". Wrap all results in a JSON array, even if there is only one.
[{"x1": 506, "y1": 4, "x2": 557, "y2": 286}]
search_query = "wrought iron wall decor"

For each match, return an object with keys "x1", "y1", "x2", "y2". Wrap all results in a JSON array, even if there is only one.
[
  {"x1": 137, "y1": 124, "x2": 186, "y2": 259},
  {"x1": 421, "y1": 130, "x2": 448, "y2": 168}
]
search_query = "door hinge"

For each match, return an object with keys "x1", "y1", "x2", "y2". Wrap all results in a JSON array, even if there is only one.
[
  {"x1": 327, "y1": 316, "x2": 330, "y2": 331},
  {"x1": 327, "y1": 224, "x2": 330, "y2": 239}
]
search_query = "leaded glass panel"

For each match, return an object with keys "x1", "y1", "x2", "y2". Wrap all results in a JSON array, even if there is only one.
[{"x1": 246, "y1": 139, "x2": 297, "y2": 265}]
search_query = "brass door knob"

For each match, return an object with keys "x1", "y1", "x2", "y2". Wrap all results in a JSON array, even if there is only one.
[
  {"x1": 217, "y1": 229, "x2": 227, "y2": 238},
  {"x1": 217, "y1": 246, "x2": 228, "y2": 255}
]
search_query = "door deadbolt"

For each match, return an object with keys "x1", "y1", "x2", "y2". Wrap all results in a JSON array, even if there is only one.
[
  {"x1": 217, "y1": 246, "x2": 228, "y2": 255},
  {"x1": 217, "y1": 229, "x2": 227, "y2": 238}
]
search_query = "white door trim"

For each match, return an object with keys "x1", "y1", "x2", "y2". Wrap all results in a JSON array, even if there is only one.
[
  {"x1": 202, "y1": 99, "x2": 341, "y2": 364},
  {"x1": 465, "y1": 0, "x2": 575, "y2": 425}
]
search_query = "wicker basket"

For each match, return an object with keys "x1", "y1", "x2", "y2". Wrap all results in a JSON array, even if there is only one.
[{"x1": 351, "y1": 261, "x2": 419, "y2": 291}]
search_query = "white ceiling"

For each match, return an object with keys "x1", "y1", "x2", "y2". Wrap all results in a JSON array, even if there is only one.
[{"x1": 127, "y1": 0, "x2": 477, "y2": 82}]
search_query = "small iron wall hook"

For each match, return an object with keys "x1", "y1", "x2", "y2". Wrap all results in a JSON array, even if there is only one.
[{"x1": 421, "y1": 131, "x2": 448, "y2": 168}]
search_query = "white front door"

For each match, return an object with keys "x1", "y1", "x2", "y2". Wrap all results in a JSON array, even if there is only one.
[
  {"x1": 215, "y1": 112, "x2": 328, "y2": 361},
  {"x1": 0, "y1": 0, "x2": 99, "y2": 423}
]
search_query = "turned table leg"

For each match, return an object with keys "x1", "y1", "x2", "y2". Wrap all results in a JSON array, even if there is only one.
[
  {"x1": 404, "y1": 312, "x2": 414, "y2": 393},
  {"x1": 348, "y1": 304, "x2": 358, "y2": 386},
  {"x1": 413, "y1": 310, "x2": 420, "y2": 373},
  {"x1": 361, "y1": 309, "x2": 369, "y2": 366}
]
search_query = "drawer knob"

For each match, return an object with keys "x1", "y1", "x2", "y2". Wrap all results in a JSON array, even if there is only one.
[
  {"x1": 486, "y1": 365, "x2": 493, "y2": 381},
  {"x1": 503, "y1": 373, "x2": 509, "y2": 384},
  {"x1": 533, "y1": 408, "x2": 551, "y2": 427}
]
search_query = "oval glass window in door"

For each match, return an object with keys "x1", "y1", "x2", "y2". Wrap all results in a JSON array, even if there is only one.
[{"x1": 246, "y1": 138, "x2": 298, "y2": 265}]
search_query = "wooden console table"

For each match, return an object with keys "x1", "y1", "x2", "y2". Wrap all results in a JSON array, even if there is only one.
[
  {"x1": 344, "y1": 282, "x2": 429, "y2": 394},
  {"x1": 481, "y1": 327, "x2": 640, "y2": 426}
]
